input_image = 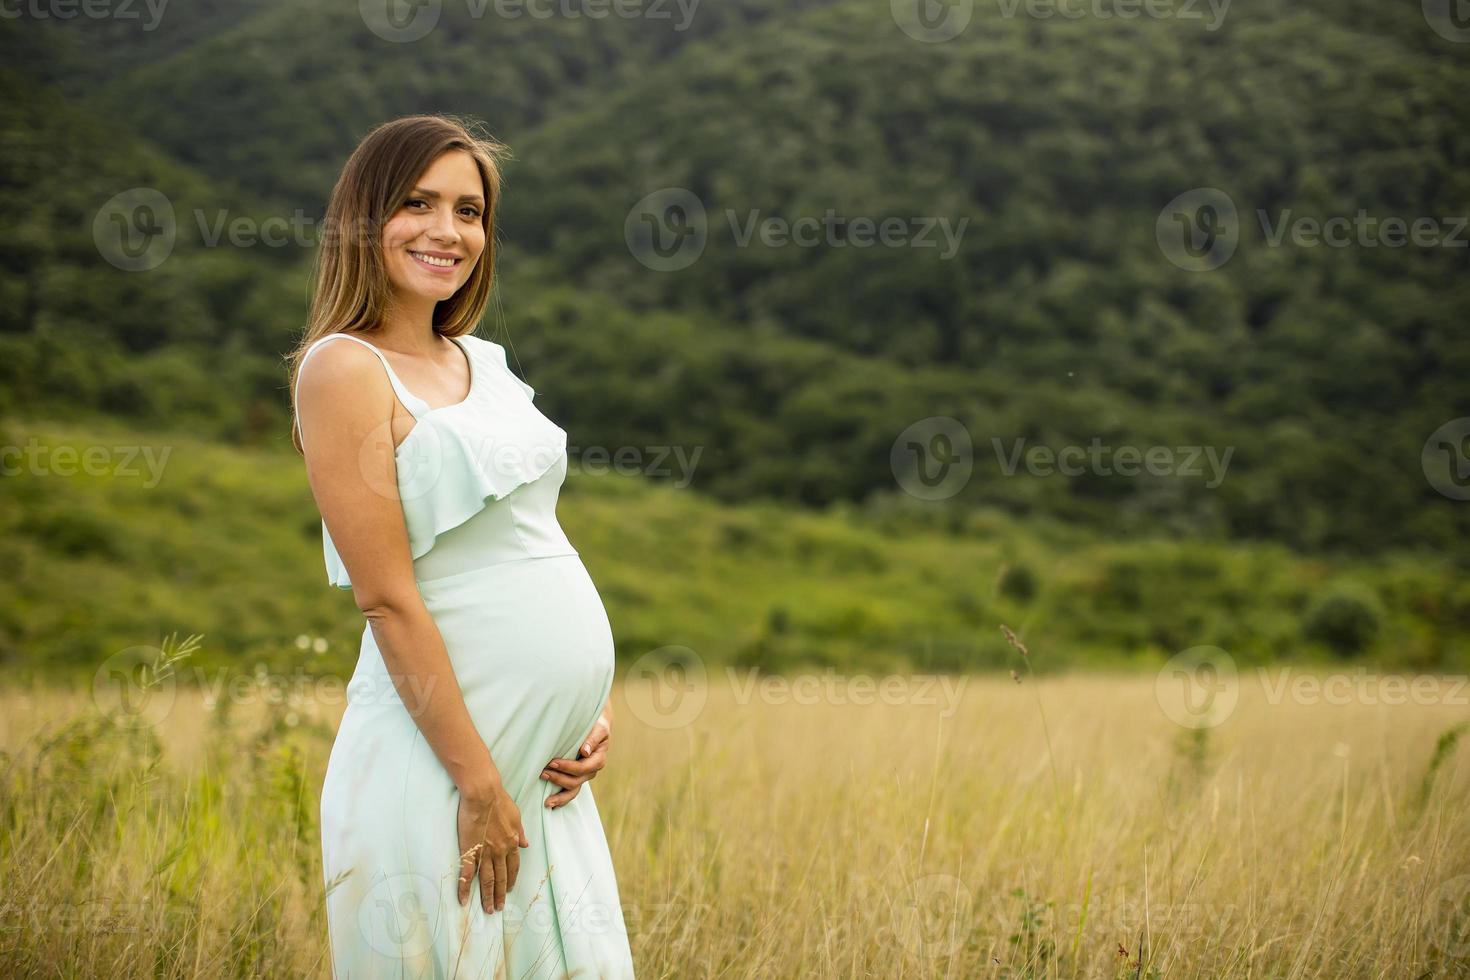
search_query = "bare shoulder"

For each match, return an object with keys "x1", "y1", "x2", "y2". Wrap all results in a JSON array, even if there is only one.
[
  {"x1": 295, "y1": 336, "x2": 396, "y2": 449},
  {"x1": 296, "y1": 336, "x2": 387, "y2": 404}
]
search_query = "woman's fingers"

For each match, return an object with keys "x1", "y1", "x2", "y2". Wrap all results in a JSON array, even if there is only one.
[
  {"x1": 542, "y1": 759, "x2": 599, "y2": 806},
  {"x1": 506, "y1": 845, "x2": 520, "y2": 894},
  {"x1": 540, "y1": 770, "x2": 595, "y2": 796},
  {"x1": 543, "y1": 762, "x2": 601, "y2": 806},
  {"x1": 458, "y1": 842, "x2": 482, "y2": 907},
  {"x1": 545, "y1": 745, "x2": 606, "y2": 779},
  {"x1": 456, "y1": 786, "x2": 528, "y2": 913},
  {"x1": 546, "y1": 784, "x2": 582, "y2": 807},
  {"x1": 541, "y1": 736, "x2": 610, "y2": 808},
  {"x1": 462, "y1": 836, "x2": 526, "y2": 913},
  {"x1": 491, "y1": 851, "x2": 509, "y2": 912},
  {"x1": 458, "y1": 854, "x2": 475, "y2": 906},
  {"x1": 540, "y1": 766, "x2": 595, "y2": 790},
  {"x1": 580, "y1": 722, "x2": 610, "y2": 759},
  {"x1": 478, "y1": 847, "x2": 497, "y2": 914}
]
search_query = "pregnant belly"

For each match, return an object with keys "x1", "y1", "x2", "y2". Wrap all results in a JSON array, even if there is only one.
[{"x1": 342, "y1": 554, "x2": 615, "y2": 797}]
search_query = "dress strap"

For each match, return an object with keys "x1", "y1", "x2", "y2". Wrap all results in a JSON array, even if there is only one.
[
  {"x1": 294, "y1": 333, "x2": 433, "y2": 451},
  {"x1": 297, "y1": 332, "x2": 431, "y2": 421}
]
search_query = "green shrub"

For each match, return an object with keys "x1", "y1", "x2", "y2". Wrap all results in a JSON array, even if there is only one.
[
  {"x1": 998, "y1": 562, "x2": 1038, "y2": 604},
  {"x1": 1302, "y1": 584, "x2": 1382, "y2": 656}
]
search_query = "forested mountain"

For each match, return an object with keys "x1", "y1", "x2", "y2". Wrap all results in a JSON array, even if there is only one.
[{"x1": 4, "y1": 0, "x2": 1468, "y2": 557}]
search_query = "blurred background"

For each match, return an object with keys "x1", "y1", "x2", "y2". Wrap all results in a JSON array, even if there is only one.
[
  {"x1": 2, "y1": 0, "x2": 1468, "y2": 679},
  {"x1": 4, "y1": 2, "x2": 1470, "y2": 977}
]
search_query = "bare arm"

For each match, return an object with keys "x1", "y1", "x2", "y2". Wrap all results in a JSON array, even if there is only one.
[
  {"x1": 297, "y1": 341, "x2": 494, "y2": 791},
  {"x1": 296, "y1": 341, "x2": 524, "y2": 911}
]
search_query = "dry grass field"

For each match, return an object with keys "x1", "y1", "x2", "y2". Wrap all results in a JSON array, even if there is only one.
[{"x1": 2, "y1": 641, "x2": 1468, "y2": 978}]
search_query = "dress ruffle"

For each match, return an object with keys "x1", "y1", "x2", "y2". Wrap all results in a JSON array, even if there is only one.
[
  {"x1": 321, "y1": 335, "x2": 566, "y2": 590},
  {"x1": 487, "y1": 340, "x2": 538, "y2": 402},
  {"x1": 397, "y1": 411, "x2": 568, "y2": 561}
]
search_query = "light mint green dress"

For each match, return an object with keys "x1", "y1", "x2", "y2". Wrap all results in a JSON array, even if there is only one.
[{"x1": 297, "y1": 331, "x2": 634, "y2": 979}]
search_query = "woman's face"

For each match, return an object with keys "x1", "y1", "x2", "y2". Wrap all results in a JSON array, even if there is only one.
[{"x1": 380, "y1": 149, "x2": 487, "y2": 304}]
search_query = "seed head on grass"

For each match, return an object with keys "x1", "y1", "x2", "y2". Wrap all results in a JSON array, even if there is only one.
[{"x1": 1000, "y1": 624, "x2": 1029, "y2": 659}]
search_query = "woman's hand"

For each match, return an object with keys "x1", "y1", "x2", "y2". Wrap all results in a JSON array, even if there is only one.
[
  {"x1": 541, "y1": 709, "x2": 611, "y2": 809},
  {"x1": 456, "y1": 777, "x2": 528, "y2": 913}
]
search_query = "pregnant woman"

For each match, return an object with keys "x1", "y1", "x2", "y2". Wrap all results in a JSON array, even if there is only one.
[{"x1": 289, "y1": 115, "x2": 635, "y2": 978}]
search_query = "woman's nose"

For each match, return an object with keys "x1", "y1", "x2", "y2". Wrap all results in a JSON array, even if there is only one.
[{"x1": 428, "y1": 208, "x2": 459, "y2": 243}]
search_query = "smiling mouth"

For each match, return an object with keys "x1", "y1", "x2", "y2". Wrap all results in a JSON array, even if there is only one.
[{"x1": 409, "y1": 250, "x2": 462, "y2": 269}]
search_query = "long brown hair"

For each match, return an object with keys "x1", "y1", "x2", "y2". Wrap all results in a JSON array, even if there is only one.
[{"x1": 286, "y1": 114, "x2": 510, "y2": 454}]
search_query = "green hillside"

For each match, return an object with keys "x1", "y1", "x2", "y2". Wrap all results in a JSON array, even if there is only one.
[
  {"x1": 84, "y1": 0, "x2": 841, "y2": 207},
  {"x1": 3, "y1": 2, "x2": 1467, "y2": 558},
  {"x1": 489, "y1": 1, "x2": 1470, "y2": 553},
  {"x1": 0, "y1": 37, "x2": 305, "y2": 441},
  {"x1": 2, "y1": 1, "x2": 1468, "y2": 675},
  {"x1": 5, "y1": 418, "x2": 1467, "y2": 676}
]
